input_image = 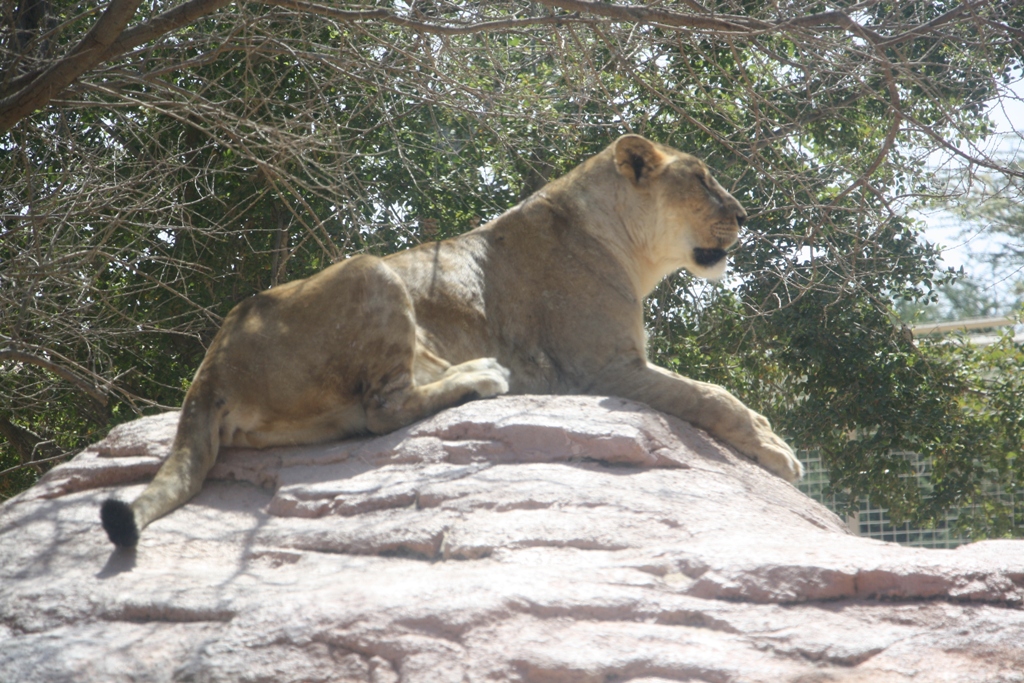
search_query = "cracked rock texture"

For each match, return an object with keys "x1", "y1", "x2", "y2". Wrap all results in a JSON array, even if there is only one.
[{"x1": 2, "y1": 394, "x2": 1023, "y2": 682}]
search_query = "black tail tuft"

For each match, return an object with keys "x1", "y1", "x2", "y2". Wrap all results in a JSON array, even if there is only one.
[{"x1": 101, "y1": 499, "x2": 139, "y2": 547}]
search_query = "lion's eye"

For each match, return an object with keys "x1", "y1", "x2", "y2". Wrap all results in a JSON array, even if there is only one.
[{"x1": 695, "y1": 173, "x2": 709, "y2": 188}]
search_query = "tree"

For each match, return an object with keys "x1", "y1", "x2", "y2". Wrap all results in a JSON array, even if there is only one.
[
  {"x1": 2, "y1": 0, "x2": 1023, "y2": 536},
  {"x1": 947, "y1": 154, "x2": 1024, "y2": 311},
  {"x1": 896, "y1": 143, "x2": 1024, "y2": 323}
]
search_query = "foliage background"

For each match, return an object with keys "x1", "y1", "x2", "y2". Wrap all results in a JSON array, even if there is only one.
[{"x1": 2, "y1": 0, "x2": 1023, "y2": 537}]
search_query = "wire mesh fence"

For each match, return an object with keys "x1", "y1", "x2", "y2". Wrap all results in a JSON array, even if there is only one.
[{"x1": 796, "y1": 449, "x2": 984, "y2": 548}]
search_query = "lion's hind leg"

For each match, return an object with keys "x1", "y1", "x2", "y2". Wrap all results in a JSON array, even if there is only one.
[
  {"x1": 440, "y1": 357, "x2": 509, "y2": 382},
  {"x1": 365, "y1": 355, "x2": 510, "y2": 434},
  {"x1": 342, "y1": 259, "x2": 509, "y2": 434}
]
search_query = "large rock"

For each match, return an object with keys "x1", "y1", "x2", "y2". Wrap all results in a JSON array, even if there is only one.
[{"x1": 1, "y1": 395, "x2": 1022, "y2": 683}]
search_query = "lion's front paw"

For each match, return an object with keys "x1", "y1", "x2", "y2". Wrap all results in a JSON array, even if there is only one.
[{"x1": 754, "y1": 436, "x2": 803, "y2": 483}]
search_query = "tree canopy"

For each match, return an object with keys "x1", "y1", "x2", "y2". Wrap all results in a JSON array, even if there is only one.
[{"x1": 2, "y1": 0, "x2": 1023, "y2": 536}]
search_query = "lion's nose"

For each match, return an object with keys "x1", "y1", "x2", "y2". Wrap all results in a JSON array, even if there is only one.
[{"x1": 736, "y1": 211, "x2": 746, "y2": 227}]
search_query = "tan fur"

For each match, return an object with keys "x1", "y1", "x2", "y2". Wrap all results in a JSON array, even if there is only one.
[{"x1": 106, "y1": 135, "x2": 803, "y2": 545}]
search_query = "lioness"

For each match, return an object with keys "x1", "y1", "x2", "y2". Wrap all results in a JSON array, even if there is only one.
[{"x1": 101, "y1": 135, "x2": 803, "y2": 547}]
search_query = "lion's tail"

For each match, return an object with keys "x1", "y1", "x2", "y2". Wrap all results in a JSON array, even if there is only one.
[{"x1": 101, "y1": 383, "x2": 224, "y2": 547}]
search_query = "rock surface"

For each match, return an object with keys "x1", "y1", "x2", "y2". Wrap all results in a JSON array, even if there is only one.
[{"x1": 1, "y1": 394, "x2": 1023, "y2": 683}]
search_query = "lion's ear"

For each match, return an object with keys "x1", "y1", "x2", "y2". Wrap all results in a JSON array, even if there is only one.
[{"x1": 614, "y1": 135, "x2": 667, "y2": 185}]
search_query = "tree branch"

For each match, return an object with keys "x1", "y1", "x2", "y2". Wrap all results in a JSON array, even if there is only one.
[
  {"x1": 0, "y1": 350, "x2": 109, "y2": 407},
  {"x1": 2, "y1": 0, "x2": 236, "y2": 100},
  {"x1": 0, "y1": 451, "x2": 74, "y2": 480},
  {"x1": 878, "y1": 0, "x2": 983, "y2": 46},
  {"x1": 537, "y1": 0, "x2": 1000, "y2": 48},
  {"x1": 0, "y1": 415, "x2": 62, "y2": 465},
  {"x1": 532, "y1": 0, "x2": 766, "y2": 33},
  {"x1": 0, "y1": 0, "x2": 144, "y2": 133},
  {"x1": 0, "y1": 0, "x2": 1011, "y2": 134},
  {"x1": 257, "y1": 0, "x2": 583, "y2": 35}
]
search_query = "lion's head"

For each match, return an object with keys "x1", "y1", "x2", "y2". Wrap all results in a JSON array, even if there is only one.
[{"x1": 611, "y1": 134, "x2": 747, "y2": 284}]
